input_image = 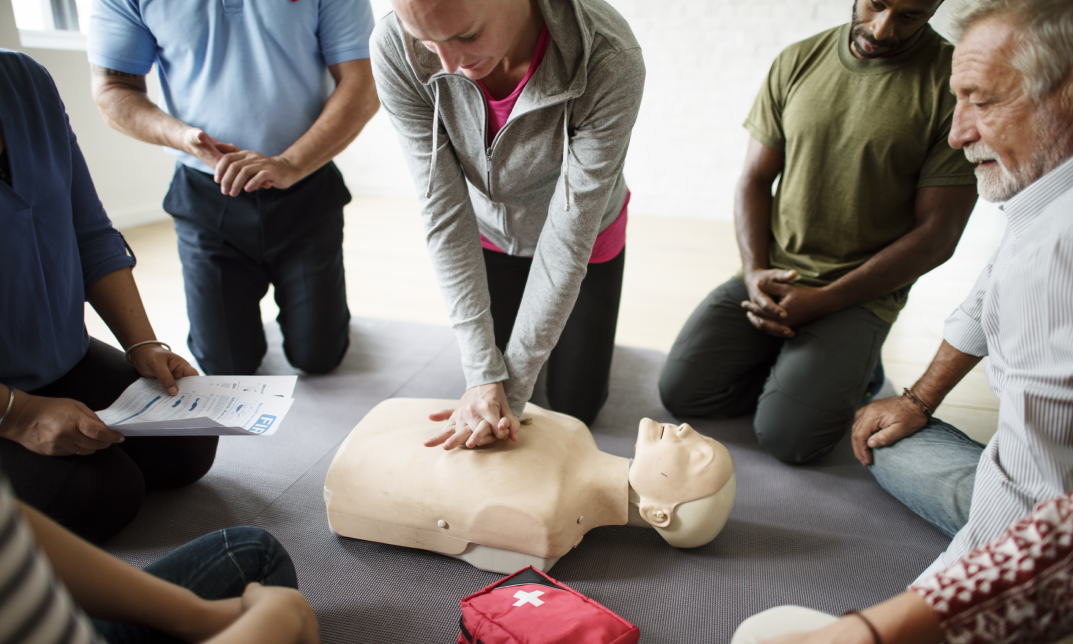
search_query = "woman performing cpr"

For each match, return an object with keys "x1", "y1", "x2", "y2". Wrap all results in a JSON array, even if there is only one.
[{"x1": 372, "y1": 0, "x2": 645, "y2": 446}]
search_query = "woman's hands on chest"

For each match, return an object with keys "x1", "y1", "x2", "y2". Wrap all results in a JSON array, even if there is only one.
[{"x1": 423, "y1": 382, "x2": 521, "y2": 450}]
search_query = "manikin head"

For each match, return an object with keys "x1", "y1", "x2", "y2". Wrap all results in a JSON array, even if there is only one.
[
  {"x1": 392, "y1": 0, "x2": 541, "y2": 79},
  {"x1": 947, "y1": 0, "x2": 1073, "y2": 202},
  {"x1": 629, "y1": 419, "x2": 735, "y2": 549},
  {"x1": 849, "y1": 0, "x2": 944, "y2": 59}
]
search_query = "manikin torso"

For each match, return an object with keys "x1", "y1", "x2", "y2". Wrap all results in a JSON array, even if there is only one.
[{"x1": 325, "y1": 399, "x2": 735, "y2": 573}]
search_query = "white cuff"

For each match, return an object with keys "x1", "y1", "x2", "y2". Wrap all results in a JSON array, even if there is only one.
[{"x1": 943, "y1": 307, "x2": 989, "y2": 357}]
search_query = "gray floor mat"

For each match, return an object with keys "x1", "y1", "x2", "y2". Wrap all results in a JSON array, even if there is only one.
[{"x1": 104, "y1": 319, "x2": 949, "y2": 643}]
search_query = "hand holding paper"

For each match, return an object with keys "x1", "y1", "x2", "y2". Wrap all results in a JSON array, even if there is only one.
[{"x1": 97, "y1": 376, "x2": 298, "y2": 437}]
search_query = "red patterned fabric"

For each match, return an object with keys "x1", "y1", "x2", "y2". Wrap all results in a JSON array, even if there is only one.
[{"x1": 911, "y1": 492, "x2": 1073, "y2": 644}]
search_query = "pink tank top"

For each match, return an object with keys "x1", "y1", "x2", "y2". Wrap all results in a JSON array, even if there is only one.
[{"x1": 477, "y1": 25, "x2": 627, "y2": 264}]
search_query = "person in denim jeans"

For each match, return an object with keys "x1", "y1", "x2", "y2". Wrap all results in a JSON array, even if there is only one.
[
  {"x1": 91, "y1": 527, "x2": 306, "y2": 644},
  {"x1": 10, "y1": 474, "x2": 318, "y2": 644},
  {"x1": 854, "y1": 0, "x2": 1073, "y2": 580},
  {"x1": 863, "y1": 418, "x2": 984, "y2": 537}
]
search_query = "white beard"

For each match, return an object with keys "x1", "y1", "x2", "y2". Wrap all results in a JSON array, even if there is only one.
[{"x1": 963, "y1": 106, "x2": 1069, "y2": 203}]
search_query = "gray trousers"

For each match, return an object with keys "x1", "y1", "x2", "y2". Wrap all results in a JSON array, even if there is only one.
[{"x1": 659, "y1": 278, "x2": 891, "y2": 464}]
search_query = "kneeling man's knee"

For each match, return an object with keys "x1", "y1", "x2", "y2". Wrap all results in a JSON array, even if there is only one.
[
  {"x1": 753, "y1": 394, "x2": 845, "y2": 465},
  {"x1": 285, "y1": 333, "x2": 349, "y2": 375},
  {"x1": 658, "y1": 363, "x2": 700, "y2": 417},
  {"x1": 658, "y1": 360, "x2": 744, "y2": 418}
]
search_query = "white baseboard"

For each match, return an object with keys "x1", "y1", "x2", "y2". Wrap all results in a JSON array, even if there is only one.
[{"x1": 108, "y1": 204, "x2": 170, "y2": 231}]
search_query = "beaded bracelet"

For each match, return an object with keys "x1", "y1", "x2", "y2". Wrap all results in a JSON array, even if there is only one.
[
  {"x1": 902, "y1": 387, "x2": 933, "y2": 418},
  {"x1": 124, "y1": 340, "x2": 172, "y2": 364},
  {"x1": 843, "y1": 610, "x2": 883, "y2": 644}
]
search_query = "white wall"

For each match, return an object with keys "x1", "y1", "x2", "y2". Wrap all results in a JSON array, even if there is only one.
[
  {"x1": 5, "y1": 0, "x2": 993, "y2": 228},
  {"x1": 340, "y1": 0, "x2": 977, "y2": 222}
]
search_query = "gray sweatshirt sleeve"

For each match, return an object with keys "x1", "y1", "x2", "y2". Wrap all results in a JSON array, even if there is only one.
[
  {"x1": 501, "y1": 48, "x2": 646, "y2": 413},
  {"x1": 371, "y1": 23, "x2": 509, "y2": 389}
]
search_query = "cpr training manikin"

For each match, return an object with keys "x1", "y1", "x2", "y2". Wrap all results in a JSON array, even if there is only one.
[{"x1": 324, "y1": 399, "x2": 736, "y2": 574}]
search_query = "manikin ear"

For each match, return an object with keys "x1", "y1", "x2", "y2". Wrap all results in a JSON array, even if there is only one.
[
  {"x1": 638, "y1": 502, "x2": 674, "y2": 528},
  {"x1": 689, "y1": 446, "x2": 715, "y2": 469}
]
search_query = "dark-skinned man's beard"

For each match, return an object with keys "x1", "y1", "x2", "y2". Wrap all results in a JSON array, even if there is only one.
[{"x1": 849, "y1": 0, "x2": 928, "y2": 59}]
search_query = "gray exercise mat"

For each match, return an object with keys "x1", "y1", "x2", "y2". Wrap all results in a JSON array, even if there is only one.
[{"x1": 104, "y1": 318, "x2": 950, "y2": 643}]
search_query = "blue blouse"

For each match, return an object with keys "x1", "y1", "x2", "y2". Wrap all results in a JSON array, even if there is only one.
[{"x1": 0, "y1": 50, "x2": 135, "y2": 391}]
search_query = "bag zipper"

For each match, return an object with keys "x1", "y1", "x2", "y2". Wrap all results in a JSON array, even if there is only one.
[
  {"x1": 459, "y1": 616, "x2": 485, "y2": 644},
  {"x1": 459, "y1": 616, "x2": 473, "y2": 643}
]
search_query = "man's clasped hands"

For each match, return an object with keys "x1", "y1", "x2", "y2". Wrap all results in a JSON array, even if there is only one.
[
  {"x1": 740, "y1": 266, "x2": 935, "y2": 471},
  {"x1": 184, "y1": 128, "x2": 302, "y2": 197},
  {"x1": 740, "y1": 267, "x2": 836, "y2": 339}
]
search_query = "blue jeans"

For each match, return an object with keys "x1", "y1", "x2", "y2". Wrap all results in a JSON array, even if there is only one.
[
  {"x1": 869, "y1": 418, "x2": 985, "y2": 537},
  {"x1": 94, "y1": 527, "x2": 297, "y2": 644}
]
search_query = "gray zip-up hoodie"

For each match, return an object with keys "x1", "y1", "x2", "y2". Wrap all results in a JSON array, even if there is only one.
[{"x1": 371, "y1": 0, "x2": 645, "y2": 415}]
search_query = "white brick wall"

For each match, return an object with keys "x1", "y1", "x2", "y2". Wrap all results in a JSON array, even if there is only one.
[{"x1": 337, "y1": 0, "x2": 961, "y2": 221}]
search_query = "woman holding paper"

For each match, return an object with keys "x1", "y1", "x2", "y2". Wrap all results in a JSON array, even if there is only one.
[{"x1": 0, "y1": 50, "x2": 218, "y2": 543}]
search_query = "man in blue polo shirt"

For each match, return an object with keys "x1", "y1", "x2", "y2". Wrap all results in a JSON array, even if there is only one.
[{"x1": 88, "y1": 0, "x2": 379, "y2": 376}]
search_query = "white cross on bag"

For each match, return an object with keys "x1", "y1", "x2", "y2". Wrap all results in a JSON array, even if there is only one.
[{"x1": 512, "y1": 590, "x2": 545, "y2": 607}]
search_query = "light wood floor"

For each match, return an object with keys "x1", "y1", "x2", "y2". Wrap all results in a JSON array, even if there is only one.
[{"x1": 87, "y1": 196, "x2": 1001, "y2": 443}]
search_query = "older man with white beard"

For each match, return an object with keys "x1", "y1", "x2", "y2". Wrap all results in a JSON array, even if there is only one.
[
  {"x1": 727, "y1": 4, "x2": 1073, "y2": 642},
  {"x1": 851, "y1": 0, "x2": 1073, "y2": 576}
]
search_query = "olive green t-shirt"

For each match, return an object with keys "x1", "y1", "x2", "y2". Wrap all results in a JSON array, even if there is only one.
[{"x1": 743, "y1": 23, "x2": 976, "y2": 323}]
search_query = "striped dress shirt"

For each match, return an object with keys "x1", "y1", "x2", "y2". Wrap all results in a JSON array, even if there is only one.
[
  {"x1": 937, "y1": 154, "x2": 1073, "y2": 570},
  {"x1": 0, "y1": 475, "x2": 103, "y2": 644}
]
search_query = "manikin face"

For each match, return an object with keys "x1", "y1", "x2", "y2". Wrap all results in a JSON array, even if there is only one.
[
  {"x1": 629, "y1": 418, "x2": 729, "y2": 528},
  {"x1": 849, "y1": 0, "x2": 941, "y2": 59},
  {"x1": 392, "y1": 0, "x2": 534, "y2": 80},
  {"x1": 948, "y1": 17, "x2": 1073, "y2": 202}
]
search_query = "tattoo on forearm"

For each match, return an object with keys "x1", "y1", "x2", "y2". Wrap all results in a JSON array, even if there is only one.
[{"x1": 91, "y1": 65, "x2": 140, "y2": 78}]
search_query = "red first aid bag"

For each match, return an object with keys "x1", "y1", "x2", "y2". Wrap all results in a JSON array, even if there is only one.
[{"x1": 457, "y1": 566, "x2": 640, "y2": 644}]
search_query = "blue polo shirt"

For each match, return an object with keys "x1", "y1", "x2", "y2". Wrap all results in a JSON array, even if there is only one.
[
  {"x1": 87, "y1": 0, "x2": 375, "y2": 173},
  {"x1": 0, "y1": 51, "x2": 135, "y2": 392}
]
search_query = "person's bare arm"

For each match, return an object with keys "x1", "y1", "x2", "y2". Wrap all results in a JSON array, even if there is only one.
[
  {"x1": 19, "y1": 501, "x2": 240, "y2": 640},
  {"x1": 204, "y1": 583, "x2": 320, "y2": 644},
  {"x1": 735, "y1": 137, "x2": 794, "y2": 329},
  {"x1": 761, "y1": 591, "x2": 942, "y2": 644},
  {"x1": 212, "y1": 59, "x2": 380, "y2": 196},
  {"x1": 90, "y1": 66, "x2": 231, "y2": 171},
  {"x1": 87, "y1": 267, "x2": 198, "y2": 396},
  {"x1": 813, "y1": 185, "x2": 978, "y2": 315},
  {"x1": 18, "y1": 502, "x2": 318, "y2": 644},
  {"x1": 0, "y1": 267, "x2": 196, "y2": 456},
  {"x1": 744, "y1": 185, "x2": 978, "y2": 337},
  {"x1": 852, "y1": 339, "x2": 982, "y2": 465}
]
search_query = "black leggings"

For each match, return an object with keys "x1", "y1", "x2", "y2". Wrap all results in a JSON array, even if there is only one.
[
  {"x1": 484, "y1": 247, "x2": 625, "y2": 425},
  {"x1": 0, "y1": 339, "x2": 218, "y2": 543}
]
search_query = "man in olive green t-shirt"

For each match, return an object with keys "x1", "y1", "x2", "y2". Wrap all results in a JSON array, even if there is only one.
[{"x1": 659, "y1": 0, "x2": 978, "y2": 464}]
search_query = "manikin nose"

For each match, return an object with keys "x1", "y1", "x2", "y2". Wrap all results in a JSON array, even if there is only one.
[{"x1": 659, "y1": 423, "x2": 692, "y2": 439}]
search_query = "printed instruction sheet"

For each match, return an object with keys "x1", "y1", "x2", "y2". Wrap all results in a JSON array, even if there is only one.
[{"x1": 97, "y1": 376, "x2": 297, "y2": 437}]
